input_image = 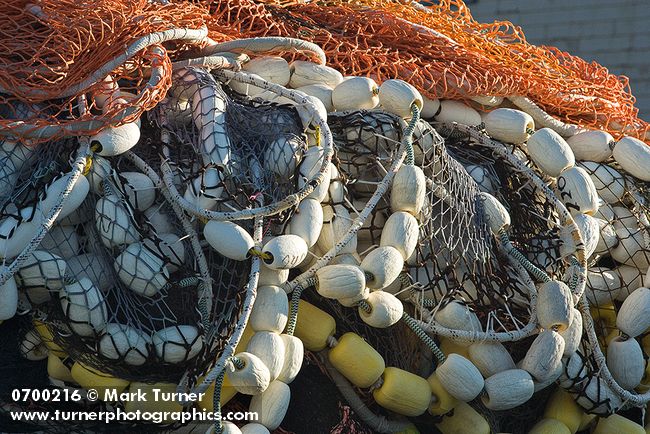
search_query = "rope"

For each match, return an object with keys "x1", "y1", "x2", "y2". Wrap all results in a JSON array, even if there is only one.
[
  {"x1": 212, "y1": 369, "x2": 226, "y2": 434},
  {"x1": 508, "y1": 96, "x2": 586, "y2": 138},
  {"x1": 171, "y1": 53, "x2": 247, "y2": 71},
  {"x1": 231, "y1": 356, "x2": 245, "y2": 370},
  {"x1": 499, "y1": 229, "x2": 551, "y2": 283},
  {"x1": 357, "y1": 299, "x2": 371, "y2": 314},
  {"x1": 404, "y1": 103, "x2": 421, "y2": 166},
  {"x1": 200, "y1": 36, "x2": 327, "y2": 65},
  {"x1": 248, "y1": 247, "x2": 273, "y2": 262},
  {"x1": 359, "y1": 296, "x2": 444, "y2": 366},
  {"x1": 401, "y1": 312, "x2": 446, "y2": 366},
  {"x1": 318, "y1": 352, "x2": 411, "y2": 434},
  {"x1": 285, "y1": 277, "x2": 317, "y2": 336},
  {"x1": 181, "y1": 194, "x2": 265, "y2": 401}
]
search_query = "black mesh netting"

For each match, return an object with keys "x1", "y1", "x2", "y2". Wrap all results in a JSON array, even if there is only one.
[{"x1": 327, "y1": 112, "x2": 566, "y2": 335}]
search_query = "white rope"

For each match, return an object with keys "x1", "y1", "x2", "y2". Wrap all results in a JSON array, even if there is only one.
[
  {"x1": 199, "y1": 36, "x2": 326, "y2": 65},
  {"x1": 159, "y1": 69, "x2": 334, "y2": 222},
  {"x1": 508, "y1": 96, "x2": 586, "y2": 138},
  {"x1": 0, "y1": 27, "x2": 208, "y2": 99},
  {"x1": 0, "y1": 141, "x2": 90, "y2": 286}
]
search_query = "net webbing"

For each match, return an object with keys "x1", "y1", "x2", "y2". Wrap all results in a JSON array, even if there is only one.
[{"x1": 0, "y1": 0, "x2": 648, "y2": 144}]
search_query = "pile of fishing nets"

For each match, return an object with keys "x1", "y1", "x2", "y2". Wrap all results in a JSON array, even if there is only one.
[{"x1": 0, "y1": 1, "x2": 648, "y2": 433}]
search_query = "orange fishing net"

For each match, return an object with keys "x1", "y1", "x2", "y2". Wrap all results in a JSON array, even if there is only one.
[
  {"x1": 0, "y1": 0, "x2": 208, "y2": 141},
  {"x1": 205, "y1": 0, "x2": 649, "y2": 140},
  {"x1": 0, "y1": 0, "x2": 648, "y2": 144}
]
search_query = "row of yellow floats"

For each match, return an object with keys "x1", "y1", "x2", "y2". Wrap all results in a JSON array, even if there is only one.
[{"x1": 37, "y1": 298, "x2": 650, "y2": 433}]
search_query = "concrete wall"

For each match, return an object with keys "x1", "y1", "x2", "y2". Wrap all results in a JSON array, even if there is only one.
[{"x1": 467, "y1": 0, "x2": 650, "y2": 120}]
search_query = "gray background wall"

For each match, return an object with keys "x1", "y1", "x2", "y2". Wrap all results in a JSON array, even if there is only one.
[{"x1": 467, "y1": 0, "x2": 650, "y2": 120}]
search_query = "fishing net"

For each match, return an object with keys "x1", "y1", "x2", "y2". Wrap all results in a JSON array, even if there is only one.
[
  {"x1": 149, "y1": 66, "x2": 324, "y2": 223},
  {"x1": 0, "y1": 0, "x2": 211, "y2": 143},
  {"x1": 1, "y1": 0, "x2": 650, "y2": 432},
  {"x1": 1, "y1": 0, "x2": 648, "y2": 146},
  {"x1": 2, "y1": 150, "x2": 242, "y2": 427},
  {"x1": 202, "y1": 0, "x2": 650, "y2": 143},
  {"x1": 552, "y1": 159, "x2": 650, "y2": 413},
  {"x1": 402, "y1": 121, "x2": 580, "y2": 344},
  {"x1": 270, "y1": 109, "x2": 578, "y2": 433}
]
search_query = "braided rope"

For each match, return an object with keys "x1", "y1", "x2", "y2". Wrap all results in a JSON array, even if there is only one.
[
  {"x1": 0, "y1": 141, "x2": 90, "y2": 286},
  {"x1": 200, "y1": 36, "x2": 326, "y2": 65},
  {"x1": 499, "y1": 229, "x2": 552, "y2": 283},
  {"x1": 401, "y1": 312, "x2": 445, "y2": 366},
  {"x1": 212, "y1": 369, "x2": 227, "y2": 434},
  {"x1": 285, "y1": 277, "x2": 317, "y2": 336},
  {"x1": 285, "y1": 105, "x2": 420, "y2": 294},
  {"x1": 404, "y1": 104, "x2": 419, "y2": 166},
  {"x1": 508, "y1": 96, "x2": 586, "y2": 138},
  {"x1": 171, "y1": 53, "x2": 247, "y2": 72},
  {"x1": 159, "y1": 69, "x2": 334, "y2": 222}
]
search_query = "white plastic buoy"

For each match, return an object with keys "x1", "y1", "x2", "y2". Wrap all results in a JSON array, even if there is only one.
[
  {"x1": 17, "y1": 250, "x2": 67, "y2": 304},
  {"x1": 0, "y1": 209, "x2": 42, "y2": 259},
  {"x1": 183, "y1": 167, "x2": 224, "y2": 211},
  {"x1": 204, "y1": 221, "x2": 255, "y2": 261},
  {"x1": 39, "y1": 174, "x2": 89, "y2": 222},
  {"x1": 90, "y1": 122, "x2": 141, "y2": 157},
  {"x1": 151, "y1": 325, "x2": 204, "y2": 363},
  {"x1": 59, "y1": 277, "x2": 108, "y2": 337},
  {"x1": 0, "y1": 272, "x2": 18, "y2": 320},
  {"x1": 99, "y1": 323, "x2": 150, "y2": 366},
  {"x1": 95, "y1": 195, "x2": 140, "y2": 248},
  {"x1": 114, "y1": 242, "x2": 169, "y2": 297},
  {"x1": 117, "y1": 172, "x2": 156, "y2": 211},
  {"x1": 263, "y1": 135, "x2": 305, "y2": 178}
]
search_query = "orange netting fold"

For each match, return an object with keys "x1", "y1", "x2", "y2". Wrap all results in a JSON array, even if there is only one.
[
  {"x1": 0, "y1": 0, "x2": 208, "y2": 99},
  {"x1": 0, "y1": 0, "x2": 647, "y2": 144},
  {"x1": 204, "y1": 0, "x2": 649, "y2": 141},
  {"x1": 0, "y1": 0, "x2": 208, "y2": 141}
]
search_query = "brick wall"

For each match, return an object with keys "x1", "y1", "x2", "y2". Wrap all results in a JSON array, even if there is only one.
[{"x1": 467, "y1": 0, "x2": 650, "y2": 120}]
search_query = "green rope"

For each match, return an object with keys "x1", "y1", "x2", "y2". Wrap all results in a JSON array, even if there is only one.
[
  {"x1": 402, "y1": 312, "x2": 446, "y2": 366},
  {"x1": 358, "y1": 299, "x2": 445, "y2": 367},
  {"x1": 231, "y1": 356, "x2": 245, "y2": 370},
  {"x1": 212, "y1": 369, "x2": 226, "y2": 434},
  {"x1": 419, "y1": 297, "x2": 436, "y2": 308},
  {"x1": 357, "y1": 299, "x2": 372, "y2": 314},
  {"x1": 567, "y1": 256, "x2": 583, "y2": 293},
  {"x1": 499, "y1": 229, "x2": 551, "y2": 283},
  {"x1": 102, "y1": 178, "x2": 116, "y2": 197},
  {"x1": 286, "y1": 277, "x2": 317, "y2": 336},
  {"x1": 403, "y1": 103, "x2": 421, "y2": 166}
]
